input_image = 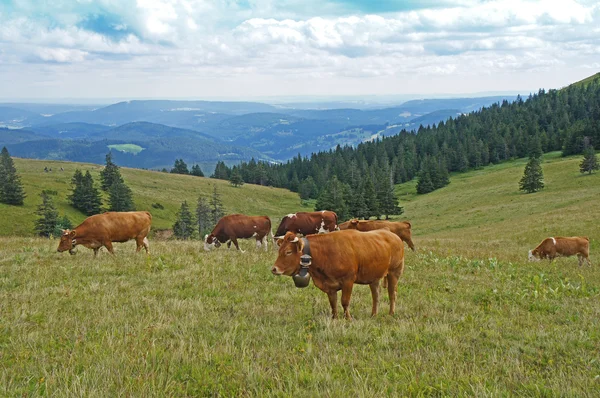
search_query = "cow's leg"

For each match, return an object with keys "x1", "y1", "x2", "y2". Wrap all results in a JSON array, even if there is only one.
[
  {"x1": 387, "y1": 273, "x2": 399, "y2": 315},
  {"x1": 104, "y1": 241, "x2": 115, "y2": 255},
  {"x1": 262, "y1": 236, "x2": 268, "y2": 251},
  {"x1": 231, "y1": 238, "x2": 245, "y2": 253},
  {"x1": 255, "y1": 238, "x2": 261, "y2": 250},
  {"x1": 341, "y1": 282, "x2": 354, "y2": 320},
  {"x1": 227, "y1": 241, "x2": 232, "y2": 249},
  {"x1": 135, "y1": 236, "x2": 144, "y2": 253},
  {"x1": 93, "y1": 248, "x2": 99, "y2": 257},
  {"x1": 327, "y1": 291, "x2": 338, "y2": 319},
  {"x1": 369, "y1": 281, "x2": 380, "y2": 317},
  {"x1": 143, "y1": 237, "x2": 150, "y2": 254}
]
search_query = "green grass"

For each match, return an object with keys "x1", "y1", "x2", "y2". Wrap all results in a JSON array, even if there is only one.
[
  {"x1": 568, "y1": 72, "x2": 600, "y2": 88},
  {"x1": 107, "y1": 144, "x2": 145, "y2": 155},
  {"x1": 0, "y1": 158, "x2": 306, "y2": 235},
  {"x1": 1, "y1": 153, "x2": 600, "y2": 395}
]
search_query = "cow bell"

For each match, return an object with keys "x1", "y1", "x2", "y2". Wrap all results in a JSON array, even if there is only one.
[{"x1": 292, "y1": 254, "x2": 312, "y2": 288}]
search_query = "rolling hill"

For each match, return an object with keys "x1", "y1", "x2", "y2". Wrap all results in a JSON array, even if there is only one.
[{"x1": 0, "y1": 158, "x2": 308, "y2": 236}]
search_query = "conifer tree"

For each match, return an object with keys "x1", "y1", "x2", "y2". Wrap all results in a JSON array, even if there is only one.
[
  {"x1": 212, "y1": 161, "x2": 231, "y2": 180},
  {"x1": 210, "y1": 185, "x2": 225, "y2": 224},
  {"x1": 54, "y1": 215, "x2": 73, "y2": 238},
  {"x1": 100, "y1": 152, "x2": 123, "y2": 191},
  {"x1": 171, "y1": 159, "x2": 189, "y2": 174},
  {"x1": 108, "y1": 179, "x2": 135, "y2": 211},
  {"x1": 579, "y1": 146, "x2": 599, "y2": 174},
  {"x1": 173, "y1": 201, "x2": 196, "y2": 239},
  {"x1": 416, "y1": 170, "x2": 435, "y2": 194},
  {"x1": 196, "y1": 195, "x2": 212, "y2": 237},
  {"x1": 362, "y1": 176, "x2": 379, "y2": 218},
  {"x1": 315, "y1": 176, "x2": 349, "y2": 221},
  {"x1": 190, "y1": 164, "x2": 204, "y2": 177},
  {"x1": 0, "y1": 147, "x2": 26, "y2": 205},
  {"x1": 519, "y1": 157, "x2": 544, "y2": 193},
  {"x1": 229, "y1": 167, "x2": 244, "y2": 187},
  {"x1": 34, "y1": 192, "x2": 59, "y2": 237},
  {"x1": 68, "y1": 169, "x2": 85, "y2": 210},
  {"x1": 299, "y1": 176, "x2": 318, "y2": 200},
  {"x1": 69, "y1": 170, "x2": 102, "y2": 215},
  {"x1": 348, "y1": 180, "x2": 368, "y2": 219}
]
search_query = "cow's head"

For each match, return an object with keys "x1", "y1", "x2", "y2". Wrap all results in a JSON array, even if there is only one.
[
  {"x1": 348, "y1": 219, "x2": 360, "y2": 229},
  {"x1": 272, "y1": 232, "x2": 304, "y2": 276},
  {"x1": 57, "y1": 229, "x2": 76, "y2": 253},
  {"x1": 204, "y1": 234, "x2": 221, "y2": 251},
  {"x1": 528, "y1": 249, "x2": 541, "y2": 262}
]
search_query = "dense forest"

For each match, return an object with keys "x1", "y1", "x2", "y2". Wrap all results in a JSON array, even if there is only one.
[{"x1": 211, "y1": 76, "x2": 600, "y2": 220}]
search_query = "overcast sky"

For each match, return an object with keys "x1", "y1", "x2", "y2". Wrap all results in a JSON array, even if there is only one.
[{"x1": 0, "y1": 0, "x2": 599, "y2": 101}]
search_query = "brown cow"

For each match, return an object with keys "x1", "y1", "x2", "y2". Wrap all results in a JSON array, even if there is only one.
[
  {"x1": 275, "y1": 211, "x2": 338, "y2": 237},
  {"x1": 57, "y1": 211, "x2": 152, "y2": 256},
  {"x1": 339, "y1": 219, "x2": 415, "y2": 251},
  {"x1": 528, "y1": 236, "x2": 592, "y2": 266},
  {"x1": 204, "y1": 214, "x2": 273, "y2": 252},
  {"x1": 272, "y1": 229, "x2": 405, "y2": 319}
]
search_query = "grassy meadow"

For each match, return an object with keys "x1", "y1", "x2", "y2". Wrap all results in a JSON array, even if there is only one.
[
  {"x1": 0, "y1": 158, "x2": 306, "y2": 236},
  {"x1": 1, "y1": 152, "x2": 600, "y2": 396}
]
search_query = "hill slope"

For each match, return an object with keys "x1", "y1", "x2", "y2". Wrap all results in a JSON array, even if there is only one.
[
  {"x1": 0, "y1": 158, "x2": 307, "y2": 236},
  {"x1": 395, "y1": 151, "x2": 600, "y2": 260}
]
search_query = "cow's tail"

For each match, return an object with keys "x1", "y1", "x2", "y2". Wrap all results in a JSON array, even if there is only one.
[{"x1": 269, "y1": 229, "x2": 276, "y2": 250}]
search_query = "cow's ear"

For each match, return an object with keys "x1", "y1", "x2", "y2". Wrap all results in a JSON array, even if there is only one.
[
  {"x1": 297, "y1": 238, "x2": 305, "y2": 252},
  {"x1": 351, "y1": 219, "x2": 358, "y2": 225},
  {"x1": 69, "y1": 230, "x2": 76, "y2": 238},
  {"x1": 275, "y1": 237, "x2": 284, "y2": 247}
]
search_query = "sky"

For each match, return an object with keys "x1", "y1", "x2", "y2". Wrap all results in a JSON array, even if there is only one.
[{"x1": 0, "y1": 0, "x2": 599, "y2": 101}]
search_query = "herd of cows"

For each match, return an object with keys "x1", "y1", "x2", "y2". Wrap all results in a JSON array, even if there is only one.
[{"x1": 56, "y1": 210, "x2": 593, "y2": 319}]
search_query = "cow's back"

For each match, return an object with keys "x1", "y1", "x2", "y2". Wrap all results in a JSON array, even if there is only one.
[
  {"x1": 219, "y1": 214, "x2": 271, "y2": 238},
  {"x1": 77, "y1": 211, "x2": 152, "y2": 241}
]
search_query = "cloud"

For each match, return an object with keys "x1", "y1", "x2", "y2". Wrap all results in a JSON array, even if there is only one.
[{"x1": 0, "y1": 0, "x2": 599, "y2": 99}]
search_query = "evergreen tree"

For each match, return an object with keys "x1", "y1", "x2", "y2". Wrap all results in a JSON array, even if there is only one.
[
  {"x1": 229, "y1": 167, "x2": 244, "y2": 187},
  {"x1": 108, "y1": 179, "x2": 135, "y2": 211},
  {"x1": 348, "y1": 180, "x2": 368, "y2": 219},
  {"x1": 196, "y1": 195, "x2": 212, "y2": 237},
  {"x1": 69, "y1": 169, "x2": 102, "y2": 215},
  {"x1": 519, "y1": 157, "x2": 544, "y2": 193},
  {"x1": 315, "y1": 176, "x2": 349, "y2": 221},
  {"x1": 100, "y1": 152, "x2": 123, "y2": 191},
  {"x1": 580, "y1": 146, "x2": 599, "y2": 174},
  {"x1": 416, "y1": 170, "x2": 435, "y2": 194},
  {"x1": 211, "y1": 161, "x2": 231, "y2": 180},
  {"x1": 171, "y1": 159, "x2": 189, "y2": 174},
  {"x1": 190, "y1": 164, "x2": 204, "y2": 177},
  {"x1": 210, "y1": 185, "x2": 225, "y2": 224},
  {"x1": 289, "y1": 172, "x2": 300, "y2": 192},
  {"x1": 173, "y1": 201, "x2": 196, "y2": 239},
  {"x1": 0, "y1": 147, "x2": 26, "y2": 205},
  {"x1": 54, "y1": 215, "x2": 73, "y2": 238},
  {"x1": 34, "y1": 192, "x2": 59, "y2": 237},
  {"x1": 362, "y1": 176, "x2": 379, "y2": 218},
  {"x1": 299, "y1": 176, "x2": 318, "y2": 200}
]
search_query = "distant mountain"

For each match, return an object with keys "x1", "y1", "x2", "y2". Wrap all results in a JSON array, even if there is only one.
[
  {"x1": 0, "y1": 127, "x2": 47, "y2": 144},
  {"x1": 1, "y1": 122, "x2": 271, "y2": 172},
  {"x1": 404, "y1": 109, "x2": 462, "y2": 129},
  {"x1": 28, "y1": 122, "x2": 112, "y2": 139},
  {"x1": 0, "y1": 107, "x2": 47, "y2": 128}
]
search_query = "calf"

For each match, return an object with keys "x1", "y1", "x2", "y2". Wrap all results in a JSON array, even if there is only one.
[
  {"x1": 57, "y1": 211, "x2": 152, "y2": 256},
  {"x1": 272, "y1": 229, "x2": 405, "y2": 319},
  {"x1": 338, "y1": 219, "x2": 415, "y2": 251},
  {"x1": 204, "y1": 214, "x2": 273, "y2": 252},
  {"x1": 528, "y1": 236, "x2": 592, "y2": 266}
]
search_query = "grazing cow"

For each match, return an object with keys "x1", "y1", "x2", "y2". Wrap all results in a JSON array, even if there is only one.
[
  {"x1": 57, "y1": 211, "x2": 152, "y2": 256},
  {"x1": 529, "y1": 236, "x2": 592, "y2": 266},
  {"x1": 338, "y1": 219, "x2": 416, "y2": 251},
  {"x1": 275, "y1": 211, "x2": 338, "y2": 237},
  {"x1": 204, "y1": 214, "x2": 273, "y2": 252},
  {"x1": 272, "y1": 229, "x2": 405, "y2": 319}
]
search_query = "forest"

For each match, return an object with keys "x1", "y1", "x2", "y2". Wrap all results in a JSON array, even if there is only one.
[{"x1": 211, "y1": 76, "x2": 600, "y2": 220}]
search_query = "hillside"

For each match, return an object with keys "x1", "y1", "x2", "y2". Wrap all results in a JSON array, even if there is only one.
[
  {"x1": 0, "y1": 158, "x2": 307, "y2": 236},
  {"x1": 395, "y1": 151, "x2": 600, "y2": 260}
]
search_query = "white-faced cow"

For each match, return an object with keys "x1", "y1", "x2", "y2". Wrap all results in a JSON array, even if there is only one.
[
  {"x1": 338, "y1": 219, "x2": 415, "y2": 251},
  {"x1": 272, "y1": 229, "x2": 405, "y2": 319},
  {"x1": 528, "y1": 236, "x2": 592, "y2": 266},
  {"x1": 57, "y1": 211, "x2": 152, "y2": 256},
  {"x1": 204, "y1": 214, "x2": 273, "y2": 252},
  {"x1": 275, "y1": 211, "x2": 338, "y2": 237}
]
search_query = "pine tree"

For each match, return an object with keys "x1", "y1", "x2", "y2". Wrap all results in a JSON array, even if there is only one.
[
  {"x1": 34, "y1": 192, "x2": 59, "y2": 237},
  {"x1": 190, "y1": 164, "x2": 204, "y2": 177},
  {"x1": 580, "y1": 146, "x2": 599, "y2": 174},
  {"x1": 171, "y1": 159, "x2": 189, "y2": 174},
  {"x1": 108, "y1": 179, "x2": 135, "y2": 211},
  {"x1": 210, "y1": 185, "x2": 225, "y2": 224},
  {"x1": 519, "y1": 157, "x2": 544, "y2": 193},
  {"x1": 54, "y1": 215, "x2": 73, "y2": 238},
  {"x1": 416, "y1": 170, "x2": 435, "y2": 194},
  {"x1": 229, "y1": 167, "x2": 244, "y2": 187},
  {"x1": 196, "y1": 195, "x2": 212, "y2": 237},
  {"x1": 362, "y1": 176, "x2": 379, "y2": 218},
  {"x1": 173, "y1": 201, "x2": 196, "y2": 239},
  {"x1": 299, "y1": 176, "x2": 318, "y2": 200},
  {"x1": 211, "y1": 161, "x2": 231, "y2": 180},
  {"x1": 100, "y1": 152, "x2": 123, "y2": 191},
  {"x1": 0, "y1": 147, "x2": 26, "y2": 205},
  {"x1": 69, "y1": 169, "x2": 102, "y2": 215},
  {"x1": 315, "y1": 176, "x2": 349, "y2": 221}
]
